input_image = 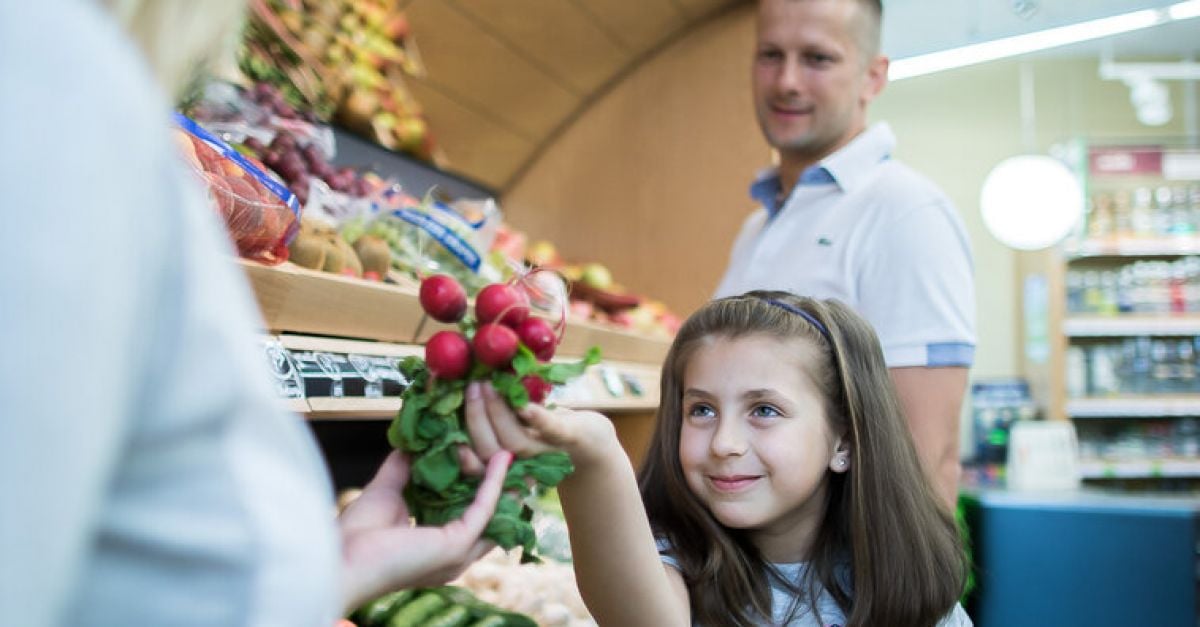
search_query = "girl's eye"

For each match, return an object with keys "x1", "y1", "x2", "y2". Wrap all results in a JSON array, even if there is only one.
[
  {"x1": 750, "y1": 405, "x2": 782, "y2": 418},
  {"x1": 687, "y1": 403, "x2": 716, "y2": 419}
]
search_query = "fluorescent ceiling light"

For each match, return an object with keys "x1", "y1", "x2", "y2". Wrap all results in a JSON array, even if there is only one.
[
  {"x1": 890, "y1": 1, "x2": 1200, "y2": 81},
  {"x1": 1169, "y1": 0, "x2": 1200, "y2": 19}
]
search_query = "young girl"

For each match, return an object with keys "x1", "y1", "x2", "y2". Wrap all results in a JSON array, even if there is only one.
[{"x1": 461, "y1": 291, "x2": 971, "y2": 626}]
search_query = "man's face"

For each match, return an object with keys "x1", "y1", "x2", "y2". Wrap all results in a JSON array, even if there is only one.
[{"x1": 752, "y1": 0, "x2": 885, "y2": 163}]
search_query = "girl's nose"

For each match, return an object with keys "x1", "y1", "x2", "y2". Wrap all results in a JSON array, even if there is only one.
[{"x1": 710, "y1": 418, "x2": 749, "y2": 457}]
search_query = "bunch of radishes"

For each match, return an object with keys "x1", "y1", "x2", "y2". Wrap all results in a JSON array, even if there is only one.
[
  {"x1": 393, "y1": 272, "x2": 596, "y2": 562},
  {"x1": 420, "y1": 274, "x2": 560, "y2": 404}
]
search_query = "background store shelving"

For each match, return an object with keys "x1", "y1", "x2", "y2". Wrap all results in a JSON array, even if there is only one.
[{"x1": 1023, "y1": 143, "x2": 1200, "y2": 488}]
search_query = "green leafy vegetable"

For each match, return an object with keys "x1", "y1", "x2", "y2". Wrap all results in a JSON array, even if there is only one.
[{"x1": 390, "y1": 339, "x2": 601, "y2": 563}]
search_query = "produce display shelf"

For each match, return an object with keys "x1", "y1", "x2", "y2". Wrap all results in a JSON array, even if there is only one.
[
  {"x1": 297, "y1": 394, "x2": 663, "y2": 420},
  {"x1": 1066, "y1": 395, "x2": 1200, "y2": 418},
  {"x1": 1062, "y1": 315, "x2": 1200, "y2": 337},
  {"x1": 1064, "y1": 236, "x2": 1200, "y2": 258},
  {"x1": 240, "y1": 259, "x2": 672, "y2": 364},
  {"x1": 265, "y1": 332, "x2": 663, "y2": 418},
  {"x1": 1079, "y1": 457, "x2": 1200, "y2": 479}
]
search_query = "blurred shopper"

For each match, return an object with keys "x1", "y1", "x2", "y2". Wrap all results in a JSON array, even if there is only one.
[
  {"x1": 715, "y1": 0, "x2": 976, "y2": 508},
  {"x1": 0, "y1": 1, "x2": 507, "y2": 624}
]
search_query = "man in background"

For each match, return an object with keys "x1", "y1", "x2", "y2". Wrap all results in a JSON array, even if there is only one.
[{"x1": 715, "y1": 0, "x2": 976, "y2": 508}]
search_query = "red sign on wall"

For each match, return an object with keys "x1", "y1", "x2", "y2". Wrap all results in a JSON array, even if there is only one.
[{"x1": 1088, "y1": 147, "x2": 1163, "y2": 175}]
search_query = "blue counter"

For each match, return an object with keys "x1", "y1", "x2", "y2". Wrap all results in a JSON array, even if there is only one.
[{"x1": 963, "y1": 489, "x2": 1199, "y2": 626}]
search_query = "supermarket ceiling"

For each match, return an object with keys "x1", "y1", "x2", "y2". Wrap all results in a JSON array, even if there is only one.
[{"x1": 396, "y1": 0, "x2": 1198, "y2": 190}]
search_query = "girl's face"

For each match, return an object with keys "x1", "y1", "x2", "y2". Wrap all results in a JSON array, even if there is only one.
[{"x1": 678, "y1": 334, "x2": 846, "y2": 562}]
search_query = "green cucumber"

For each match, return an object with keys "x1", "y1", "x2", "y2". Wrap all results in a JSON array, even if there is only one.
[
  {"x1": 387, "y1": 591, "x2": 449, "y2": 627},
  {"x1": 350, "y1": 589, "x2": 414, "y2": 627},
  {"x1": 466, "y1": 616, "x2": 507, "y2": 627},
  {"x1": 423, "y1": 604, "x2": 472, "y2": 627}
]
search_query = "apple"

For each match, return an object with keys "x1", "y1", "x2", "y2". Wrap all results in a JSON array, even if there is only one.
[
  {"x1": 526, "y1": 240, "x2": 562, "y2": 268},
  {"x1": 580, "y1": 263, "x2": 613, "y2": 290}
]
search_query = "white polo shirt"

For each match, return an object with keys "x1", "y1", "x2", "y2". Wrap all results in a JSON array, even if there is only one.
[{"x1": 715, "y1": 122, "x2": 975, "y2": 368}]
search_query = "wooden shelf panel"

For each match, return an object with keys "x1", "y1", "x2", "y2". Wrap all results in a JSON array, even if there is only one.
[
  {"x1": 277, "y1": 334, "x2": 424, "y2": 358},
  {"x1": 1067, "y1": 395, "x2": 1200, "y2": 418},
  {"x1": 241, "y1": 260, "x2": 671, "y2": 364},
  {"x1": 1063, "y1": 315, "x2": 1200, "y2": 337},
  {"x1": 1080, "y1": 457, "x2": 1200, "y2": 479},
  {"x1": 243, "y1": 260, "x2": 429, "y2": 346}
]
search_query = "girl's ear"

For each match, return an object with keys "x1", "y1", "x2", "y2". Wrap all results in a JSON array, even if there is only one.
[{"x1": 829, "y1": 438, "x2": 851, "y2": 474}]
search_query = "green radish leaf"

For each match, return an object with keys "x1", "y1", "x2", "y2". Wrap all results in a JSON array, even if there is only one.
[
  {"x1": 524, "y1": 452, "x2": 575, "y2": 487},
  {"x1": 412, "y1": 443, "x2": 461, "y2": 492},
  {"x1": 398, "y1": 355, "x2": 426, "y2": 381},
  {"x1": 416, "y1": 414, "x2": 448, "y2": 441},
  {"x1": 394, "y1": 395, "x2": 430, "y2": 452},
  {"x1": 541, "y1": 346, "x2": 602, "y2": 384},
  {"x1": 512, "y1": 345, "x2": 538, "y2": 377},
  {"x1": 490, "y1": 371, "x2": 530, "y2": 408},
  {"x1": 503, "y1": 383, "x2": 530, "y2": 409},
  {"x1": 432, "y1": 389, "x2": 464, "y2": 415}
]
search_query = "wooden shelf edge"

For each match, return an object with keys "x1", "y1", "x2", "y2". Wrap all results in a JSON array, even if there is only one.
[{"x1": 240, "y1": 259, "x2": 671, "y2": 364}]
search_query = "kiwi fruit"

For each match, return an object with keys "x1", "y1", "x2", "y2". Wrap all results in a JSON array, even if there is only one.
[{"x1": 353, "y1": 234, "x2": 391, "y2": 276}]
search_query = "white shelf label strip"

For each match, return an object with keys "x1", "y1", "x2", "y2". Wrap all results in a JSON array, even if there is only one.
[
  {"x1": 1063, "y1": 317, "x2": 1200, "y2": 336},
  {"x1": 1067, "y1": 397, "x2": 1200, "y2": 417},
  {"x1": 1079, "y1": 459, "x2": 1200, "y2": 479}
]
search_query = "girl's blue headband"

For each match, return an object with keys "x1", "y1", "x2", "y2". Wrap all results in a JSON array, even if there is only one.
[{"x1": 761, "y1": 298, "x2": 832, "y2": 343}]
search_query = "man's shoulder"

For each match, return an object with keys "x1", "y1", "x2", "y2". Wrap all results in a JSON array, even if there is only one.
[
  {"x1": 867, "y1": 158, "x2": 953, "y2": 207},
  {"x1": 735, "y1": 205, "x2": 770, "y2": 233}
]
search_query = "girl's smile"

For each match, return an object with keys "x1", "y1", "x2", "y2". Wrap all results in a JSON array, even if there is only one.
[{"x1": 707, "y1": 473, "x2": 763, "y2": 493}]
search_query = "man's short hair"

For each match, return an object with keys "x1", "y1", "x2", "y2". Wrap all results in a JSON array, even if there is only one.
[
  {"x1": 764, "y1": 0, "x2": 883, "y2": 60},
  {"x1": 857, "y1": 0, "x2": 883, "y2": 60}
]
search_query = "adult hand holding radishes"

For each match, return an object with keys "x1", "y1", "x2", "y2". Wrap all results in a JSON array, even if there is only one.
[
  {"x1": 392, "y1": 273, "x2": 600, "y2": 563},
  {"x1": 338, "y1": 449, "x2": 511, "y2": 611}
]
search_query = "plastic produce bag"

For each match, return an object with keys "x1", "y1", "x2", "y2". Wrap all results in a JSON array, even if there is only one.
[
  {"x1": 174, "y1": 112, "x2": 301, "y2": 264},
  {"x1": 362, "y1": 190, "x2": 505, "y2": 290}
]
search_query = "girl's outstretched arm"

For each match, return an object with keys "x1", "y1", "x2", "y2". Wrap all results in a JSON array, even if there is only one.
[{"x1": 462, "y1": 382, "x2": 690, "y2": 627}]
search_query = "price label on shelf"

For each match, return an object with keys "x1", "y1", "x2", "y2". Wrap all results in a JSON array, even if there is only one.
[
  {"x1": 261, "y1": 338, "x2": 304, "y2": 399},
  {"x1": 288, "y1": 351, "x2": 366, "y2": 398}
]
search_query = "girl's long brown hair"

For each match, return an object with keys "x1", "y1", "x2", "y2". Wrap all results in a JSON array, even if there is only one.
[{"x1": 638, "y1": 291, "x2": 967, "y2": 626}]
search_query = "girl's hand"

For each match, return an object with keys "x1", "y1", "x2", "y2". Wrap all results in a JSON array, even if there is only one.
[
  {"x1": 458, "y1": 381, "x2": 618, "y2": 473},
  {"x1": 338, "y1": 449, "x2": 511, "y2": 612}
]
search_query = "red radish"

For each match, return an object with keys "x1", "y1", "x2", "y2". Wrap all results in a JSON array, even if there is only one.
[
  {"x1": 473, "y1": 323, "x2": 519, "y2": 368},
  {"x1": 419, "y1": 274, "x2": 468, "y2": 323},
  {"x1": 475, "y1": 283, "x2": 530, "y2": 327},
  {"x1": 516, "y1": 317, "x2": 557, "y2": 361},
  {"x1": 522, "y1": 375, "x2": 552, "y2": 404},
  {"x1": 425, "y1": 331, "x2": 471, "y2": 379}
]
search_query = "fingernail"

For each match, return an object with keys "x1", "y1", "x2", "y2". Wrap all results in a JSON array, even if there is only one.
[
  {"x1": 483, "y1": 383, "x2": 497, "y2": 398},
  {"x1": 502, "y1": 450, "x2": 514, "y2": 468},
  {"x1": 466, "y1": 382, "x2": 480, "y2": 400}
]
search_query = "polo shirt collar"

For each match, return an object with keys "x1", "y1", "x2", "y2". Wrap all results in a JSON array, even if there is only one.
[
  {"x1": 824, "y1": 121, "x2": 895, "y2": 193},
  {"x1": 748, "y1": 122, "x2": 896, "y2": 218}
]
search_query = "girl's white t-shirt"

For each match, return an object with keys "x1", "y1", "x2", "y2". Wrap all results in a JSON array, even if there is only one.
[{"x1": 659, "y1": 543, "x2": 973, "y2": 627}]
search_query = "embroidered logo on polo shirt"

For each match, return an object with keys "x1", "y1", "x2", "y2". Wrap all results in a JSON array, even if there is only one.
[{"x1": 817, "y1": 236, "x2": 833, "y2": 246}]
